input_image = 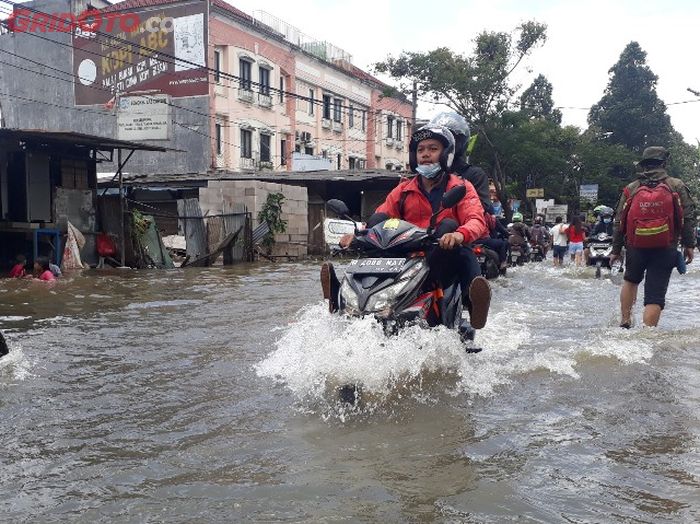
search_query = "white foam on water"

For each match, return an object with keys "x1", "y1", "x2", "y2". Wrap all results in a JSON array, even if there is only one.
[
  {"x1": 0, "y1": 340, "x2": 32, "y2": 381},
  {"x1": 0, "y1": 316, "x2": 31, "y2": 322}
]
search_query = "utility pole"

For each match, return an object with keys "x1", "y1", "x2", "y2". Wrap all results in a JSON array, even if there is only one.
[{"x1": 411, "y1": 81, "x2": 417, "y2": 129}]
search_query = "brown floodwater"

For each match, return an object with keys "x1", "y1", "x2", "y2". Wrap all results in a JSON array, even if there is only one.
[{"x1": 1, "y1": 261, "x2": 699, "y2": 522}]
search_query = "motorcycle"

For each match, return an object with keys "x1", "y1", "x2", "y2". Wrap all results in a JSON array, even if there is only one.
[
  {"x1": 326, "y1": 186, "x2": 477, "y2": 403},
  {"x1": 587, "y1": 232, "x2": 613, "y2": 278},
  {"x1": 529, "y1": 242, "x2": 546, "y2": 262},
  {"x1": 473, "y1": 243, "x2": 501, "y2": 280},
  {"x1": 508, "y1": 244, "x2": 528, "y2": 266}
]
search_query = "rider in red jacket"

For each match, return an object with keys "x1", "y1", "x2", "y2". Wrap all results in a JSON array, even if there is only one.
[{"x1": 324, "y1": 125, "x2": 491, "y2": 331}]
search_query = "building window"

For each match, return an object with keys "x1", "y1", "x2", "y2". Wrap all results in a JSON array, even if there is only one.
[
  {"x1": 396, "y1": 120, "x2": 403, "y2": 142},
  {"x1": 239, "y1": 59, "x2": 252, "y2": 91},
  {"x1": 305, "y1": 146, "x2": 314, "y2": 156},
  {"x1": 279, "y1": 76, "x2": 284, "y2": 103},
  {"x1": 322, "y1": 94, "x2": 331, "y2": 119},
  {"x1": 260, "y1": 133, "x2": 271, "y2": 162},
  {"x1": 214, "y1": 49, "x2": 222, "y2": 83},
  {"x1": 349, "y1": 105, "x2": 354, "y2": 128},
  {"x1": 259, "y1": 67, "x2": 270, "y2": 95},
  {"x1": 361, "y1": 110, "x2": 366, "y2": 131},
  {"x1": 333, "y1": 98, "x2": 342, "y2": 123},
  {"x1": 240, "y1": 129, "x2": 252, "y2": 159},
  {"x1": 309, "y1": 89, "x2": 315, "y2": 115},
  {"x1": 349, "y1": 157, "x2": 356, "y2": 170},
  {"x1": 280, "y1": 139, "x2": 287, "y2": 165},
  {"x1": 337, "y1": 154, "x2": 342, "y2": 170},
  {"x1": 387, "y1": 116, "x2": 394, "y2": 138},
  {"x1": 215, "y1": 123, "x2": 222, "y2": 155},
  {"x1": 322, "y1": 150, "x2": 327, "y2": 158},
  {"x1": 295, "y1": 143, "x2": 301, "y2": 153}
]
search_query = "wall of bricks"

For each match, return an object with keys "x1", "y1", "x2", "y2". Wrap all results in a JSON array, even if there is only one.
[{"x1": 199, "y1": 181, "x2": 308, "y2": 257}]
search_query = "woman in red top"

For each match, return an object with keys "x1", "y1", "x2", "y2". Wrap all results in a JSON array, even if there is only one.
[
  {"x1": 9, "y1": 254, "x2": 27, "y2": 278},
  {"x1": 567, "y1": 215, "x2": 586, "y2": 266}
]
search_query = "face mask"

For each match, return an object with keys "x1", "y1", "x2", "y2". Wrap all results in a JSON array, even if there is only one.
[
  {"x1": 603, "y1": 218, "x2": 611, "y2": 224},
  {"x1": 416, "y1": 163, "x2": 442, "y2": 179}
]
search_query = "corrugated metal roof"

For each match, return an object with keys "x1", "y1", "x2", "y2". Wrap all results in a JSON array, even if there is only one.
[{"x1": 0, "y1": 129, "x2": 180, "y2": 152}]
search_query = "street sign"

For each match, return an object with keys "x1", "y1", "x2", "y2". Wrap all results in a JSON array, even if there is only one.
[
  {"x1": 579, "y1": 184, "x2": 599, "y2": 203},
  {"x1": 545, "y1": 204, "x2": 568, "y2": 223},
  {"x1": 526, "y1": 188, "x2": 544, "y2": 198}
]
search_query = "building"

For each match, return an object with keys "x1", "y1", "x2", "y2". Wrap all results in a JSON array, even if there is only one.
[{"x1": 0, "y1": 0, "x2": 413, "y2": 176}]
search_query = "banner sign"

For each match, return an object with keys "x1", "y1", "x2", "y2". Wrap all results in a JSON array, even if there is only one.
[{"x1": 73, "y1": 2, "x2": 208, "y2": 105}]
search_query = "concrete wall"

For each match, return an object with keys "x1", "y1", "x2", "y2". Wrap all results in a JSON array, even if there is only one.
[
  {"x1": 199, "y1": 180, "x2": 308, "y2": 257},
  {"x1": 0, "y1": 0, "x2": 210, "y2": 175}
]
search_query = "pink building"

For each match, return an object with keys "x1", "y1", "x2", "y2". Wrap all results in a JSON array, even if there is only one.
[{"x1": 96, "y1": 0, "x2": 413, "y2": 174}]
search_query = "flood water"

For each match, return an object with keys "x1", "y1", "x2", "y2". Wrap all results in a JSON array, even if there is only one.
[{"x1": 1, "y1": 260, "x2": 699, "y2": 522}]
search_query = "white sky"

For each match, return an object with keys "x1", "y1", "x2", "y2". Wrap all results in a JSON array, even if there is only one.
[{"x1": 229, "y1": 0, "x2": 700, "y2": 144}]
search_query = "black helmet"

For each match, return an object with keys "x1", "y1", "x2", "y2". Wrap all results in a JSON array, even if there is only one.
[
  {"x1": 429, "y1": 111, "x2": 470, "y2": 165},
  {"x1": 599, "y1": 206, "x2": 614, "y2": 218},
  {"x1": 409, "y1": 125, "x2": 456, "y2": 174}
]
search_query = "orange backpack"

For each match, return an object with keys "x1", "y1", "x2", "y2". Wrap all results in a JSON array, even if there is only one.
[{"x1": 620, "y1": 180, "x2": 683, "y2": 249}]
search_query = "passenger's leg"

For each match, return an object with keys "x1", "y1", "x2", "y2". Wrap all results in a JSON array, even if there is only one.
[
  {"x1": 642, "y1": 248, "x2": 676, "y2": 327},
  {"x1": 620, "y1": 281, "x2": 638, "y2": 327}
]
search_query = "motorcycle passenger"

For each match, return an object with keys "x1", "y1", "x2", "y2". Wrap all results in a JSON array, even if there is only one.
[
  {"x1": 530, "y1": 215, "x2": 550, "y2": 256},
  {"x1": 327, "y1": 125, "x2": 492, "y2": 330},
  {"x1": 508, "y1": 212, "x2": 531, "y2": 257},
  {"x1": 429, "y1": 112, "x2": 509, "y2": 274}
]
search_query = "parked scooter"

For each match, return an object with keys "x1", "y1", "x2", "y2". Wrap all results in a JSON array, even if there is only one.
[{"x1": 587, "y1": 232, "x2": 613, "y2": 278}]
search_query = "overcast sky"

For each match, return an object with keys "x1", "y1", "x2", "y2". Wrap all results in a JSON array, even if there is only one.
[{"x1": 229, "y1": 0, "x2": 700, "y2": 144}]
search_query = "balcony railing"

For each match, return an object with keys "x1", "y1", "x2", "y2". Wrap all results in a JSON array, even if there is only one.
[
  {"x1": 258, "y1": 92, "x2": 272, "y2": 108},
  {"x1": 258, "y1": 160, "x2": 274, "y2": 170},
  {"x1": 395, "y1": 141, "x2": 404, "y2": 150},
  {"x1": 385, "y1": 137, "x2": 395, "y2": 147},
  {"x1": 237, "y1": 88, "x2": 254, "y2": 103},
  {"x1": 240, "y1": 157, "x2": 256, "y2": 170},
  {"x1": 332, "y1": 121, "x2": 343, "y2": 133},
  {"x1": 321, "y1": 118, "x2": 332, "y2": 130}
]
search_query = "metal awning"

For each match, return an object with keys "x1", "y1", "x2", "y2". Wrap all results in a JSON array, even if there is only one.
[{"x1": 0, "y1": 129, "x2": 183, "y2": 153}]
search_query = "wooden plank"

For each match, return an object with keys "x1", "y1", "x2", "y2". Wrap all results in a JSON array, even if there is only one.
[
  {"x1": 182, "y1": 228, "x2": 241, "y2": 268},
  {"x1": 177, "y1": 198, "x2": 207, "y2": 262}
]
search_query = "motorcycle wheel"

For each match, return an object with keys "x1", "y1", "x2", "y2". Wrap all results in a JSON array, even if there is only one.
[
  {"x1": 595, "y1": 263, "x2": 602, "y2": 279},
  {"x1": 484, "y1": 256, "x2": 500, "y2": 280}
]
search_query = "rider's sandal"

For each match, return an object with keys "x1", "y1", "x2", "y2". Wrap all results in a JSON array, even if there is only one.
[{"x1": 468, "y1": 276, "x2": 492, "y2": 330}]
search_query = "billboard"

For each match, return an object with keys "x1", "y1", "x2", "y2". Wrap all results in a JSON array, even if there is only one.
[
  {"x1": 73, "y1": 2, "x2": 208, "y2": 105},
  {"x1": 579, "y1": 184, "x2": 599, "y2": 203},
  {"x1": 117, "y1": 94, "x2": 171, "y2": 140}
]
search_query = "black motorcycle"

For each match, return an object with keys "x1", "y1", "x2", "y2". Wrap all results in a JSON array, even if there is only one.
[
  {"x1": 508, "y1": 244, "x2": 528, "y2": 266},
  {"x1": 473, "y1": 243, "x2": 501, "y2": 280},
  {"x1": 529, "y1": 242, "x2": 546, "y2": 262},
  {"x1": 327, "y1": 186, "x2": 477, "y2": 403}
]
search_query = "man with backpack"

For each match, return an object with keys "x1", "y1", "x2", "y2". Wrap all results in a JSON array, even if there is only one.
[{"x1": 610, "y1": 146, "x2": 697, "y2": 328}]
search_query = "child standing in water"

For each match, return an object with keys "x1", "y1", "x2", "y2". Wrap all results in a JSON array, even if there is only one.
[{"x1": 34, "y1": 256, "x2": 56, "y2": 281}]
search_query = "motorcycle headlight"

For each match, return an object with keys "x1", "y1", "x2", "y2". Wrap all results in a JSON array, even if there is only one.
[
  {"x1": 340, "y1": 280, "x2": 359, "y2": 310},
  {"x1": 365, "y1": 278, "x2": 411, "y2": 313}
]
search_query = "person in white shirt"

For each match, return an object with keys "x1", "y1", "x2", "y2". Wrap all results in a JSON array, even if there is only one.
[{"x1": 549, "y1": 216, "x2": 569, "y2": 267}]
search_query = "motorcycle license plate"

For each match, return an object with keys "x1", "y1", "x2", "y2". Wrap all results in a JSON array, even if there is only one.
[
  {"x1": 511, "y1": 255, "x2": 519, "y2": 261},
  {"x1": 477, "y1": 256, "x2": 486, "y2": 263},
  {"x1": 591, "y1": 243, "x2": 609, "y2": 249},
  {"x1": 346, "y1": 258, "x2": 406, "y2": 274}
]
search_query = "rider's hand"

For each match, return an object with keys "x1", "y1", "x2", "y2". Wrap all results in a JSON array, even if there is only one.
[
  {"x1": 685, "y1": 246, "x2": 694, "y2": 264},
  {"x1": 339, "y1": 233, "x2": 354, "y2": 249},
  {"x1": 439, "y1": 232, "x2": 464, "y2": 250}
]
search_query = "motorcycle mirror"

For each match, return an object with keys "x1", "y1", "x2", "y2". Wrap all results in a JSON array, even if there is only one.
[
  {"x1": 327, "y1": 199, "x2": 350, "y2": 217},
  {"x1": 429, "y1": 185, "x2": 468, "y2": 231},
  {"x1": 441, "y1": 185, "x2": 467, "y2": 209}
]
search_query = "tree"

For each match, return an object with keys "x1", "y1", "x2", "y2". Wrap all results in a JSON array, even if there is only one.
[
  {"x1": 588, "y1": 42, "x2": 673, "y2": 153},
  {"x1": 520, "y1": 74, "x2": 562, "y2": 124},
  {"x1": 374, "y1": 22, "x2": 548, "y2": 216}
]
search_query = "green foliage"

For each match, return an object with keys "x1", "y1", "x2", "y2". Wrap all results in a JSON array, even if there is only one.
[
  {"x1": 257, "y1": 192, "x2": 287, "y2": 251},
  {"x1": 588, "y1": 42, "x2": 673, "y2": 153},
  {"x1": 520, "y1": 74, "x2": 562, "y2": 124}
]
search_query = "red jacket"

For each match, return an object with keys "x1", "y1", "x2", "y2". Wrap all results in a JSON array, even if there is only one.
[{"x1": 376, "y1": 174, "x2": 488, "y2": 244}]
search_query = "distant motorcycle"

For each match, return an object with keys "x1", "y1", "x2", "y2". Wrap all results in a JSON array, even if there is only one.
[
  {"x1": 473, "y1": 243, "x2": 500, "y2": 280},
  {"x1": 509, "y1": 244, "x2": 527, "y2": 266},
  {"x1": 587, "y1": 232, "x2": 613, "y2": 278},
  {"x1": 529, "y1": 242, "x2": 546, "y2": 262}
]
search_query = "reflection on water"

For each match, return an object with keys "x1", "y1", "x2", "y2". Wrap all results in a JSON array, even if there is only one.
[{"x1": 1, "y1": 262, "x2": 699, "y2": 521}]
